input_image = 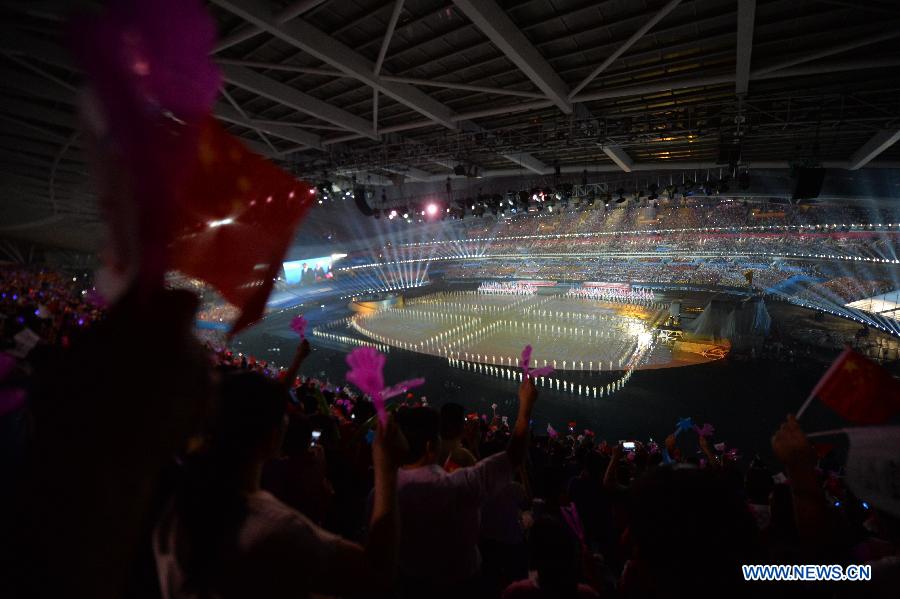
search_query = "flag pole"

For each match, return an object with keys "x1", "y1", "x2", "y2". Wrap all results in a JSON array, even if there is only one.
[
  {"x1": 794, "y1": 392, "x2": 817, "y2": 420},
  {"x1": 806, "y1": 428, "x2": 848, "y2": 439}
]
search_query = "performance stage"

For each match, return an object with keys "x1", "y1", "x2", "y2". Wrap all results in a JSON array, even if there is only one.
[
  {"x1": 349, "y1": 291, "x2": 727, "y2": 370},
  {"x1": 331, "y1": 290, "x2": 729, "y2": 398}
]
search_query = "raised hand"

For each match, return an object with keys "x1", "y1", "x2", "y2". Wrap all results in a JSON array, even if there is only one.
[
  {"x1": 373, "y1": 414, "x2": 407, "y2": 473},
  {"x1": 518, "y1": 375, "x2": 538, "y2": 414},
  {"x1": 771, "y1": 414, "x2": 815, "y2": 469},
  {"x1": 296, "y1": 338, "x2": 311, "y2": 361}
]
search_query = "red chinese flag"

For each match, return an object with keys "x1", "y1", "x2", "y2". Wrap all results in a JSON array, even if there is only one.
[
  {"x1": 168, "y1": 117, "x2": 314, "y2": 333},
  {"x1": 810, "y1": 347, "x2": 900, "y2": 425}
]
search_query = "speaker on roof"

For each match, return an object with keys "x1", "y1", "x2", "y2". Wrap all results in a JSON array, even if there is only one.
[
  {"x1": 353, "y1": 187, "x2": 374, "y2": 216},
  {"x1": 792, "y1": 168, "x2": 825, "y2": 200}
]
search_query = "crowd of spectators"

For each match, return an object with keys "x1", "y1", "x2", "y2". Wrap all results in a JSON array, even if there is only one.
[
  {"x1": 445, "y1": 200, "x2": 900, "y2": 240},
  {"x1": 479, "y1": 281, "x2": 538, "y2": 295},
  {"x1": 354, "y1": 201, "x2": 900, "y2": 307},
  {"x1": 443, "y1": 257, "x2": 797, "y2": 290},
  {"x1": 357, "y1": 201, "x2": 898, "y2": 268},
  {"x1": 0, "y1": 267, "x2": 103, "y2": 352},
  {"x1": 2, "y1": 265, "x2": 899, "y2": 598}
]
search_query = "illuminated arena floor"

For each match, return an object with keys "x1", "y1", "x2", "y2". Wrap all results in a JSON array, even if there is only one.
[
  {"x1": 348, "y1": 292, "x2": 726, "y2": 372},
  {"x1": 230, "y1": 285, "x2": 866, "y2": 458}
]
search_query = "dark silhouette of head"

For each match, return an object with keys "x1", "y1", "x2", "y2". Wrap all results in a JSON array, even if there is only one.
[
  {"x1": 396, "y1": 406, "x2": 440, "y2": 465},
  {"x1": 529, "y1": 516, "x2": 580, "y2": 598},
  {"x1": 212, "y1": 371, "x2": 289, "y2": 461},
  {"x1": 627, "y1": 466, "x2": 760, "y2": 596},
  {"x1": 439, "y1": 402, "x2": 465, "y2": 441}
]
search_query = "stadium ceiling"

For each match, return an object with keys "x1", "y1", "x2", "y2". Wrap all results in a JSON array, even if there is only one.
[{"x1": 2, "y1": 0, "x2": 900, "y2": 246}]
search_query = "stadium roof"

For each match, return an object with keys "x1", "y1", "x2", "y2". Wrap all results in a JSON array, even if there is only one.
[{"x1": 2, "y1": 0, "x2": 900, "y2": 248}]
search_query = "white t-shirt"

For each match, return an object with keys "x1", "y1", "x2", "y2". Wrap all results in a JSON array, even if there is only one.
[
  {"x1": 154, "y1": 490, "x2": 342, "y2": 599},
  {"x1": 396, "y1": 451, "x2": 513, "y2": 584}
]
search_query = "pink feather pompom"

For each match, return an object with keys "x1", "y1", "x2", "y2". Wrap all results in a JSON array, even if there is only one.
[
  {"x1": 345, "y1": 347, "x2": 385, "y2": 398},
  {"x1": 71, "y1": 0, "x2": 221, "y2": 125},
  {"x1": 693, "y1": 423, "x2": 715, "y2": 438},
  {"x1": 519, "y1": 345, "x2": 533, "y2": 369},
  {"x1": 381, "y1": 377, "x2": 425, "y2": 401},
  {"x1": 290, "y1": 314, "x2": 308, "y2": 339},
  {"x1": 0, "y1": 388, "x2": 25, "y2": 418},
  {"x1": 529, "y1": 366, "x2": 555, "y2": 377},
  {"x1": 346, "y1": 348, "x2": 426, "y2": 426},
  {"x1": 520, "y1": 344, "x2": 554, "y2": 379}
]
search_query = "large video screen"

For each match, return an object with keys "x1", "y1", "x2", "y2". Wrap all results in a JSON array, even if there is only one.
[{"x1": 283, "y1": 256, "x2": 333, "y2": 285}]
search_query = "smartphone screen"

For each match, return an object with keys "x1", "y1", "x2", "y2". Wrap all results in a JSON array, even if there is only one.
[
  {"x1": 310, "y1": 430, "x2": 322, "y2": 446},
  {"x1": 622, "y1": 441, "x2": 636, "y2": 451}
]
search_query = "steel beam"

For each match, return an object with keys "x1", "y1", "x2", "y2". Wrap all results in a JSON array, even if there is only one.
[
  {"x1": 214, "y1": 102, "x2": 322, "y2": 149},
  {"x1": 848, "y1": 129, "x2": 900, "y2": 170},
  {"x1": 569, "y1": 0, "x2": 682, "y2": 98},
  {"x1": 601, "y1": 146, "x2": 634, "y2": 172},
  {"x1": 213, "y1": 0, "x2": 458, "y2": 129},
  {"x1": 735, "y1": 0, "x2": 756, "y2": 95},
  {"x1": 220, "y1": 64, "x2": 377, "y2": 139},
  {"x1": 452, "y1": 0, "x2": 571, "y2": 113}
]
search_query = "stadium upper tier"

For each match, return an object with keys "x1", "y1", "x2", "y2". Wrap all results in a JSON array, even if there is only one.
[
  {"x1": 333, "y1": 202, "x2": 900, "y2": 333},
  {"x1": 344, "y1": 201, "x2": 900, "y2": 266}
]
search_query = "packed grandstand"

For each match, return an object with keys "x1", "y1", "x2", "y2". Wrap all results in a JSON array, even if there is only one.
[
  {"x1": 5, "y1": 0, "x2": 900, "y2": 597},
  {"x1": 334, "y1": 201, "x2": 900, "y2": 329}
]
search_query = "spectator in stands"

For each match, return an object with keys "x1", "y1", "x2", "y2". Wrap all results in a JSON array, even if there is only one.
[
  {"x1": 154, "y1": 371, "x2": 403, "y2": 598},
  {"x1": 261, "y1": 411, "x2": 334, "y2": 525},
  {"x1": 619, "y1": 466, "x2": 761, "y2": 597},
  {"x1": 502, "y1": 516, "x2": 600, "y2": 599},
  {"x1": 393, "y1": 377, "x2": 539, "y2": 597},
  {"x1": 480, "y1": 470, "x2": 530, "y2": 596},
  {"x1": 568, "y1": 449, "x2": 615, "y2": 558},
  {"x1": 438, "y1": 401, "x2": 477, "y2": 471}
]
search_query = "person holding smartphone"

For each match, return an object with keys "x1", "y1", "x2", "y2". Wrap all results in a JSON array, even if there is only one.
[{"x1": 154, "y1": 369, "x2": 406, "y2": 598}]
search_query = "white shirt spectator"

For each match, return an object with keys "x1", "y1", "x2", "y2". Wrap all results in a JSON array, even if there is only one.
[
  {"x1": 154, "y1": 490, "x2": 342, "y2": 599},
  {"x1": 396, "y1": 451, "x2": 513, "y2": 584}
]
